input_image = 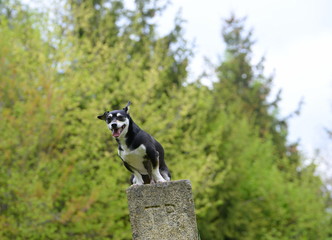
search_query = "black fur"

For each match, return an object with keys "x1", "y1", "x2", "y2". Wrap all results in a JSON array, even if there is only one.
[{"x1": 98, "y1": 103, "x2": 171, "y2": 184}]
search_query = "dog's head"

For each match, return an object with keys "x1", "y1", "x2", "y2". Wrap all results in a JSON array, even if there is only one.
[{"x1": 97, "y1": 101, "x2": 131, "y2": 138}]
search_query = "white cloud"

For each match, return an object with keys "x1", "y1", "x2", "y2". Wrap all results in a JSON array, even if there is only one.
[{"x1": 265, "y1": 32, "x2": 332, "y2": 148}]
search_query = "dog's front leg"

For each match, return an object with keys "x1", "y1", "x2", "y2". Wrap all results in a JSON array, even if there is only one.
[{"x1": 132, "y1": 170, "x2": 144, "y2": 185}]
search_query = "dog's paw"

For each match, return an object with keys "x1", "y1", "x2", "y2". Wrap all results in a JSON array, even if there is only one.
[
  {"x1": 156, "y1": 178, "x2": 167, "y2": 183},
  {"x1": 131, "y1": 183, "x2": 144, "y2": 186}
]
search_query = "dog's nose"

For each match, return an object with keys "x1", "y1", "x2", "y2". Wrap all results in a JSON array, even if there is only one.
[{"x1": 111, "y1": 123, "x2": 117, "y2": 129}]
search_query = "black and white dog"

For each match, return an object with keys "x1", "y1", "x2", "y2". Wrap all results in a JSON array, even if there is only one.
[{"x1": 97, "y1": 102, "x2": 171, "y2": 185}]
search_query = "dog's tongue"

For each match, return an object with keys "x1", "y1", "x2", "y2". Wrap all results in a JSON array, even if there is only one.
[{"x1": 112, "y1": 128, "x2": 121, "y2": 137}]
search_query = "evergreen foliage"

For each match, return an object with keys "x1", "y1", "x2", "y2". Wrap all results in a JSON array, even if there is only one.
[{"x1": 0, "y1": 1, "x2": 331, "y2": 239}]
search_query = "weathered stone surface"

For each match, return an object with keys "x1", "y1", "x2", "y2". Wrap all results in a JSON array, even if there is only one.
[{"x1": 126, "y1": 180, "x2": 199, "y2": 240}]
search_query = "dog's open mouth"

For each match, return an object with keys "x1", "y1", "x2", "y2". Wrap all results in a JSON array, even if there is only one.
[{"x1": 112, "y1": 125, "x2": 126, "y2": 138}]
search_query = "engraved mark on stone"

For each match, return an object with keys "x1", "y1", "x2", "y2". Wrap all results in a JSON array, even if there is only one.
[
  {"x1": 165, "y1": 204, "x2": 175, "y2": 213},
  {"x1": 144, "y1": 205, "x2": 162, "y2": 226},
  {"x1": 144, "y1": 204, "x2": 177, "y2": 225},
  {"x1": 145, "y1": 205, "x2": 161, "y2": 209}
]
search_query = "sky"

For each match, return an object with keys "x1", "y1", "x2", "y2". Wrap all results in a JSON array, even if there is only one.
[{"x1": 155, "y1": 0, "x2": 332, "y2": 177}]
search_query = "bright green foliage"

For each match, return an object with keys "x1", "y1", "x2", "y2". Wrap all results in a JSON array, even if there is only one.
[
  {"x1": 194, "y1": 16, "x2": 330, "y2": 240},
  {"x1": 0, "y1": 1, "x2": 330, "y2": 239}
]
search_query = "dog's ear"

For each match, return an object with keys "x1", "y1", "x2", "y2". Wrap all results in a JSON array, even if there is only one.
[
  {"x1": 123, "y1": 101, "x2": 131, "y2": 113},
  {"x1": 97, "y1": 111, "x2": 108, "y2": 120}
]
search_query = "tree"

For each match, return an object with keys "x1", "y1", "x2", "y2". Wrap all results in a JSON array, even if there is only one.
[
  {"x1": 1, "y1": 2, "x2": 330, "y2": 239},
  {"x1": 0, "y1": 0, "x2": 191, "y2": 239},
  {"x1": 193, "y1": 15, "x2": 330, "y2": 240}
]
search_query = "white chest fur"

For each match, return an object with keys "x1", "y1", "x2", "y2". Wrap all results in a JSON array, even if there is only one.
[{"x1": 118, "y1": 144, "x2": 148, "y2": 175}]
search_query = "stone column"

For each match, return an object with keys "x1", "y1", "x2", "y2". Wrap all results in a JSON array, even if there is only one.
[{"x1": 126, "y1": 180, "x2": 199, "y2": 240}]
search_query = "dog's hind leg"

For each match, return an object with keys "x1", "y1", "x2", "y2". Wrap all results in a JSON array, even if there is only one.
[
  {"x1": 151, "y1": 159, "x2": 167, "y2": 183},
  {"x1": 160, "y1": 169, "x2": 171, "y2": 181},
  {"x1": 143, "y1": 160, "x2": 154, "y2": 184},
  {"x1": 146, "y1": 149, "x2": 166, "y2": 183},
  {"x1": 152, "y1": 167, "x2": 166, "y2": 182}
]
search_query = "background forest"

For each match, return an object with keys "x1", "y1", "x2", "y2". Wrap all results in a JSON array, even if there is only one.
[{"x1": 0, "y1": 0, "x2": 331, "y2": 239}]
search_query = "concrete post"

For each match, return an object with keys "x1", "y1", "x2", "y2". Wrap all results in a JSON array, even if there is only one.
[{"x1": 126, "y1": 180, "x2": 199, "y2": 240}]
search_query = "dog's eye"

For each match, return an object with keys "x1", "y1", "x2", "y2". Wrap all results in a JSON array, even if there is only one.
[
  {"x1": 117, "y1": 116, "x2": 125, "y2": 121},
  {"x1": 106, "y1": 117, "x2": 113, "y2": 123}
]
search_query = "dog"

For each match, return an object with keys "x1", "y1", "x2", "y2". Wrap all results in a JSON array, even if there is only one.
[{"x1": 97, "y1": 102, "x2": 171, "y2": 185}]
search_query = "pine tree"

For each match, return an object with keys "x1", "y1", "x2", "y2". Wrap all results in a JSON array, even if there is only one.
[
  {"x1": 1, "y1": 2, "x2": 330, "y2": 239},
  {"x1": 0, "y1": 0, "x2": 191, "y2": 239},
  {"x1": 193, "y1": 15, "x2": 330, "y2": 240}
]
